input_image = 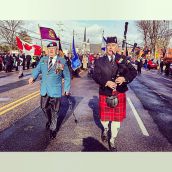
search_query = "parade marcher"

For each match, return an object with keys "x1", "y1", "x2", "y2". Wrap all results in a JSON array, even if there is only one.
[
  {"x1": 21, "y1": 53, "x2": 26, "y2": 70},
  {"x1": 35, "y1": 56, "x2": 40, "y2": 67},
  {"x1": 165, "y1": 61, "x2": 170, "y2": 76},
  {"x1": 18, "y1": 53, "x2": 24, "y2": 78},
  {"x1": 26, "y1": 54, "x2": 31, "y2": 70},
  {"x1": 31, "y1": 56, "x2": 37, "y2": 68},
  {"x1": 93, "y1": 37, "x2": 137, "y2": 151},
  {"x1": 160, "y1": 59, "x2": 164, "y2": 73},
  {"x1": 15, "y1": 54, "x2": 20, "y2": 71},
  {"x1": 136, "y1": 57, "x2": 143, "y2": 74},
  {"x1": 82, "y1": 54, "x2": 88, "y2": 70},
  {"x1": 5, "y1": 53, "x2": 13, "y2": 73},
  {"x1": 28, "y1": 42, "x2": 71, "y2": 139},
  {"x1": 143, "y1": 58, "x2": 148, "y2": 70}
]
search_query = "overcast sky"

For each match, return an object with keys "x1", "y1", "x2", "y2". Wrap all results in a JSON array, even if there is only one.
[{"x1": 24, "y1": 20, "x2": 143, "y2": 49}]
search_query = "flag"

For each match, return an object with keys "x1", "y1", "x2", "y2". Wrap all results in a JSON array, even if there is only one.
[
  {"x1": 39, "y1": 26, "x2": 60, "y2": 41},
  {"x1": 71, "y1": 35, "x2": 81, "y2": 71},
  {"x1": 101, "y1": 36, "x2": 106, "y2": 51},
  {"x1": 16, "y1": 36, "x2": 42, "y2": 56}
]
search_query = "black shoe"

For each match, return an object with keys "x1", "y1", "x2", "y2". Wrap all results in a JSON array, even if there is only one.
[
  {"x1": 109, "y1": 138, "x2": 117, "y2": 152},
  {"x1": 50, "y1": 130, "x2": 57, "y2": 139},
  {"x1": 101, "y1": 128, "x2": 108, "y2": 142},
  {"x1": 46, "y1": 122, "x2": 51, "y2": 130}
]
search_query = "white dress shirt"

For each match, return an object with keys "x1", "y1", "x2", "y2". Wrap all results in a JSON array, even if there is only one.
[
  {"x1": 107, "y1": 55, "x2": 115, "y2": 62},
  {"x1": 48, "y1": 55, "x2": 57, "y2": 67}
]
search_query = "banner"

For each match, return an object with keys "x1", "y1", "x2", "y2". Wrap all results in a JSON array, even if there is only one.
[
  {"x1": 71, "y1": 35, "x2": 81, "y2": 71},
  {"x1": 16, "y1": 36, "x2": 42, "y2": 56},
  {"x1": 39, "y1": 26, "x2": 60, "y2": 41}
]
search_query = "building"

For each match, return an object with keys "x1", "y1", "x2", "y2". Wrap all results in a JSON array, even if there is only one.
[
  {"x1": 90, "y1": 43, "x2": 101, "y2": 54},
  {"x1": 82, "y1": 27, "x2": 90, "y2": 54}
]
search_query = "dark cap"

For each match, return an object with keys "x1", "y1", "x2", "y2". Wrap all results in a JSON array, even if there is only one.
[
  {"x1": 47, "y1": 42, "x2": 57, "y2": 48},
  {"x1": 106, "y1": 37, "x2": 117, "y2": 44}
]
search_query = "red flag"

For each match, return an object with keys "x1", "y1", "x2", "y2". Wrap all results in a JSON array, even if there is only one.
[
  {"x1": 16, "y1": 36, "x2": 23, "y2": 50},
  {"x1": 33, "y1": 45, "x2": 42, "y2": 56},
  {"x1": 16, "y1": 36, "x2": 42, "y2": 56},
  {"x1": 24, "y1": 43, "x2": 32, "y2": 51}
]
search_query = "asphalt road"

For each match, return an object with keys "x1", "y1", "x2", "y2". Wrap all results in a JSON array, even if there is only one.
[{"x1": 0, "y1": 68, "x2": 172, "y2": 152}]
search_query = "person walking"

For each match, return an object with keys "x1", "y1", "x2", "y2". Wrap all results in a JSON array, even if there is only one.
[
  {"x1": 160, "y1": 59, "x2": 164, "y2": 74},
  {"x1": 136, "y1": 57, "x2": 143, "y2": 74},
  {"x1": 26, "y1": 54, "x2": 31, "y2": 70},
  {"x1": 82, "y1": 54, "x2": 88, "y2": 70},
  {"x1": 28, "y1": 42, "x2": 71, "y2": 139},
  {"x1": 18, "y1": 54, "x2": 24, "y2": 78},
  {"x1": 93, "y1": 37, "x2": 137, "y2": 151}
]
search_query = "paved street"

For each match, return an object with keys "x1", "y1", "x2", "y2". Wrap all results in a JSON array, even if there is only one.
[{"x1": 0, "y1": 69, "x2": 172, "y2": 152}]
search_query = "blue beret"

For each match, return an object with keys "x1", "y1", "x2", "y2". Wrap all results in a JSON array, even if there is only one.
[{"x1": 47, "y1": 42, "x2": 57, "y2": 48}]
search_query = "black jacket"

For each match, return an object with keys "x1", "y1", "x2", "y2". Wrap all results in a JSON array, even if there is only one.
[{"x1": 93, "y1": 54, "x2": 137, "y2": 96}]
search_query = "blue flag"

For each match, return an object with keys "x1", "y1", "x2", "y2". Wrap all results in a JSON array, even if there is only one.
[{"x1": 71, "y1": 35, "x2": 81, "y2": 71}]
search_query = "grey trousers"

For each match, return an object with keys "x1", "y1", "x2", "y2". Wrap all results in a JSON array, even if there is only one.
[{"x1": 41, "y1": 95, "x2": 61, "y2": 131}]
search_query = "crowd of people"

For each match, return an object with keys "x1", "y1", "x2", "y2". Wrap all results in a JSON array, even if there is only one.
[
  {"x1": 0, "y1": 50, "x2": 103, "y2": 80},
  {"x1": 0, "y1": 52, "x2": 42, "y2": 77},
  {"x1": 64, "y1": 52, "x2": 102, "y2": 79},
  {"x1": 135, "y1": 56, "x2": 172, "y2": 76},
  {"x1": 1, "y1": 49, "x2": 172, "y2": 80}
]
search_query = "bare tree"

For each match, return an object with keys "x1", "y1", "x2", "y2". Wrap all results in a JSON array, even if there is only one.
[
  {"x1": 0, "y1": 20, "x2": 24, "y2": 50},
  {"x1": 136, "y1": 20, "x2": 172, "y2": 57},
  {"x1": 18, "y1": 30, "x2": 32, "y2": 43},
  {"x1": 136, "y1": 20, "x2": 150, "y2": 47}
]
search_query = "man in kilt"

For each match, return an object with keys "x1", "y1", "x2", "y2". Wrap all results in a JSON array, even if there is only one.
[{"x1": 93, "y1": 37, "x2": 137, "y2": 151}]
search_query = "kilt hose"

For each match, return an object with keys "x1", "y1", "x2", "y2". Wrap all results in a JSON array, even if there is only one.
[{"x1": 99, "y1": 92, "x2": 126, "y2": 122}]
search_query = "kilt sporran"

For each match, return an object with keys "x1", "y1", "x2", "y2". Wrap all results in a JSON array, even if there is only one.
[{"x1": 106, "y1": 95, "x2": 118, "y2": 108}]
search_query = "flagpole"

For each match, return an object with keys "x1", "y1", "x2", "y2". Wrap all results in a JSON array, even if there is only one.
[
  {"x1": 38, "y1": 24, "x2": 43, "y2": 50},
  {"x1": 102, "y1": 30, "x2": 104, "y2": 37}
]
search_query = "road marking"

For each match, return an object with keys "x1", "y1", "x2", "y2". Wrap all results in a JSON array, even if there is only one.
[
  {"x1": 0, "y1": 91, "x2": 39, "y2": 111},
  {"x1": 0, "y1": 93, "x2": 40, "y2": 116},
  {"x1": 127, "y1": 97, "x2": 149, "y2": 136}
]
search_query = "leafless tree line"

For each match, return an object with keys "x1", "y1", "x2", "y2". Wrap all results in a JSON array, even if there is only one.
[
  {"x1": 0, "y1": 20, "x2": 24, "y2": 50},
  {"x1": 136, "y1": 20, "x2": 172, "y2": 56}
]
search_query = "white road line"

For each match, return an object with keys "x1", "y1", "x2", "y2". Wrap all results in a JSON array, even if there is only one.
[{"x1": 127, "y1": 97, "x2": 149, "y2": 136}]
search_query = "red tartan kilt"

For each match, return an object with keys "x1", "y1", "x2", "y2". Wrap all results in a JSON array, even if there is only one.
[{"x1": 99, "y1": 93, "x2": 126, "y2": 122}]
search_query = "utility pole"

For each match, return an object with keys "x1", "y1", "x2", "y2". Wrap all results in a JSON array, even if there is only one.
[{"x1": 56, "y1": 21, "x2": 65, "y2": 39}]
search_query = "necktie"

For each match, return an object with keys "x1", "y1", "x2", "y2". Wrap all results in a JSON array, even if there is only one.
[
  {"x1": 48, "y1": 58, "x2": 53, "y2": 71},
  {"x1": 110, "y1": 56, "x2": 114, "y2": 63}
]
